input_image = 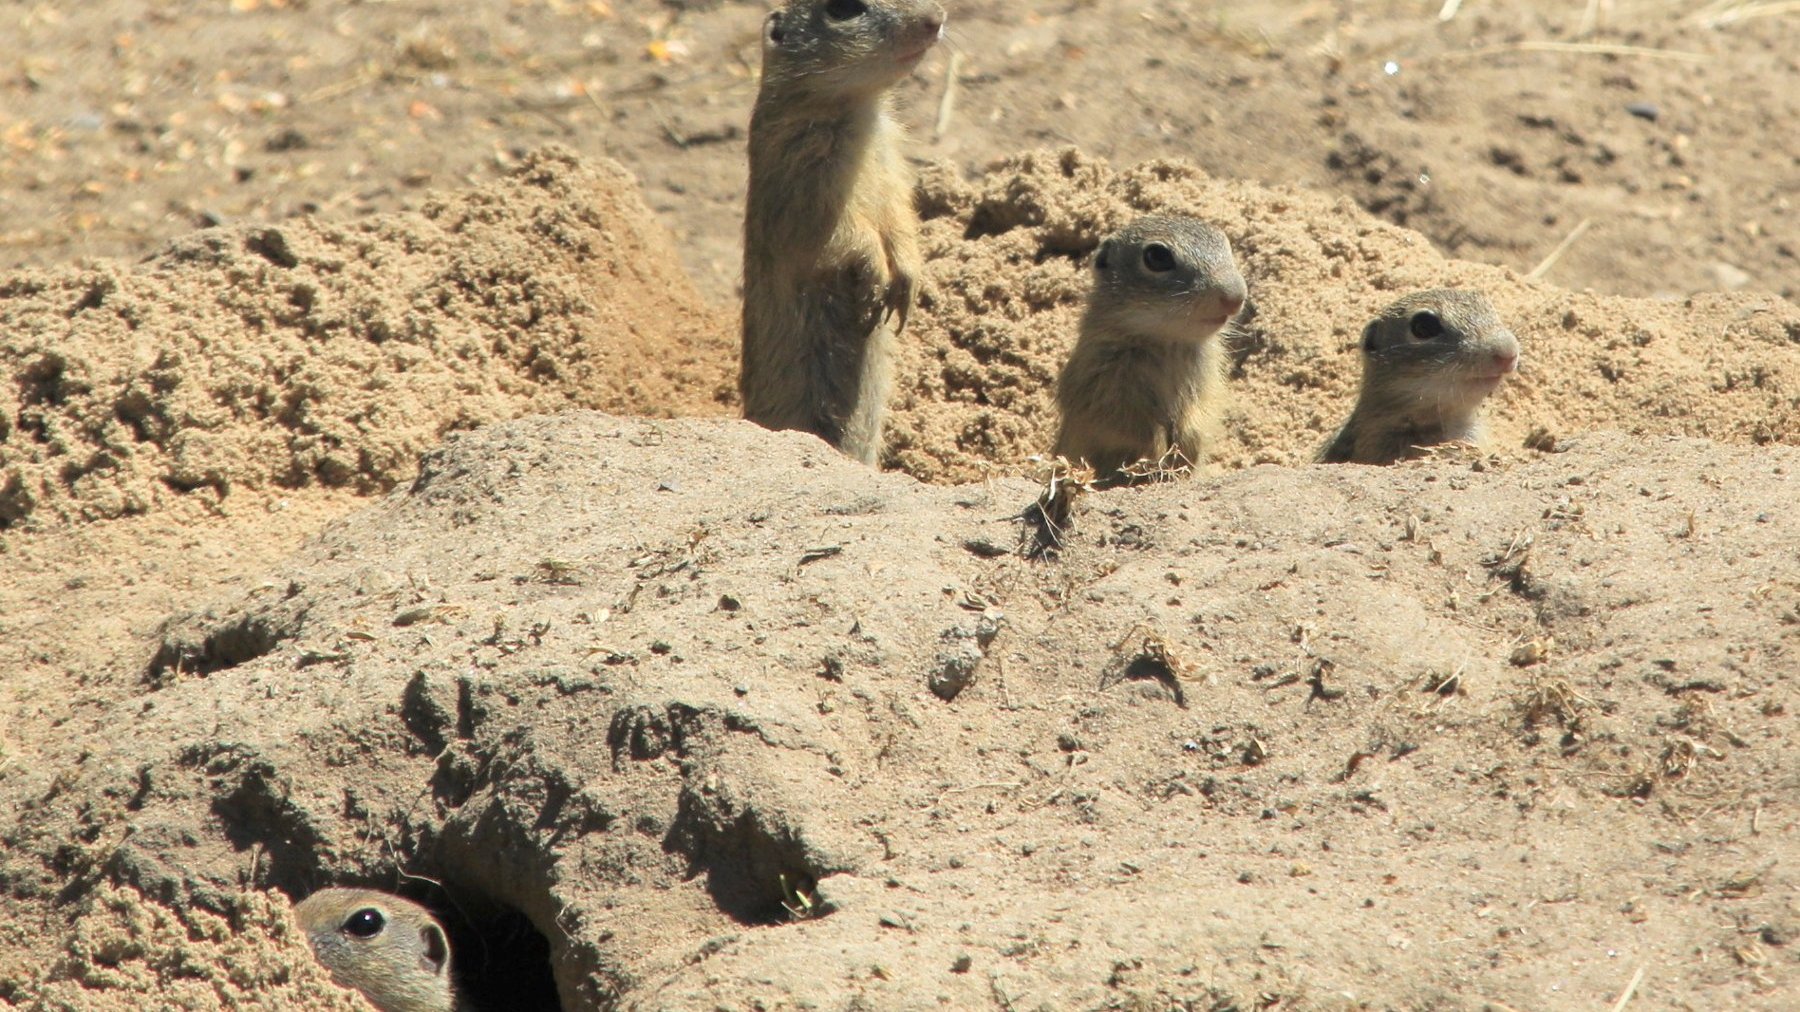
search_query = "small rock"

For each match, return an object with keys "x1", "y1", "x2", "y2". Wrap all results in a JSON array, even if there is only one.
[
  {"x1": 928, "y1": 639, "x2": 983, "y2": 701},
  {"x1": 950, "y1": 953, "x2": 973, "y2": 973},
  {"x1": 962, "y1": 537, "x2": 1011, "y2": 558},
  {"x1": 1625, "y1": 102, "x2": 1660, "y2": 122},
  {"x1": 927, "y1": 614, "x2": 1004, "y2": 701},
  {"x1": 265, "y1": 128, "x2": 308, "y2": 152},
  {"x1": 1711, "y1": 261, "x2": 1753, "y2": 291},
  {"x1": 974, "y1": 609, "x2": 1003, "y2": 647}
]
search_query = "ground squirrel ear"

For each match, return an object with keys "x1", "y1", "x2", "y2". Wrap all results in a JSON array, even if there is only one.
[
  {"x1": 419, "y1": 924, "x2": 449, "y2": 975},
  {"x1": 1361, "y1": 321, "x2": 1379, "y2": 352},
  {"x1": 764, "y1": 11, "x2": 785, "y2": 46}
]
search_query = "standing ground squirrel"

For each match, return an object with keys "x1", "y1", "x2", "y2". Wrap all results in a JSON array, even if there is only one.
[
  {"x1": 1053, "y1": 215, "x2": 1248, "y2": 480},
  {"x1": 739, "y1": 0, "x2": 945, "y2": 466},
  {"x1": 1319, "y1": 289, "x2": 1521, "y2": 464},
  {"x1": 295, "y1": 888, "x2": 464, "y2": 1012}
]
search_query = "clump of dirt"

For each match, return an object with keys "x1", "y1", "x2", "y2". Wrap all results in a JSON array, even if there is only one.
[
  {"x1": 0, "y1": 885, "x2": 372, "y2": 1010},
  {"x1": 888, "y1": 148, "x2": 1800, "y2": 483},
  {"x1": 0, "y1": 146, "x2": 734, "y2": 530}
]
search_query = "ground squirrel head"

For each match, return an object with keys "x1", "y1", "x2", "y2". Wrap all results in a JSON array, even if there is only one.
[
  {"x1": 1357, "y1": 288, "x2": 1520, "y2": 412},
  {"x1": 295, "y1": 888, "x2": 458, "y2": 1012},
  {"x1": 1085, "y1": 215, "x2": 1247, "y2": 344},
  {"x1": 759, "y1": 0, "x2": 946, "y2": 102}
]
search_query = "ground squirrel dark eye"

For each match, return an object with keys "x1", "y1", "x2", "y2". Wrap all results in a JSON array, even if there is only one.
[
  {"x1": 1094, "y1": 242, "x2": 1111, "y2": 271},
  {"x1": 1409, "y1": 311, "x2": 1444, "y2": 340},
  {"x1": 1141, "y1": 243, "x2": 1176, "y2": 272},
  {"x1": 343, "y1": 908, "x2": 386, "y2": 938},
  {"x1": 824, "y1": 0, "x2": 866, "y2": 20}
]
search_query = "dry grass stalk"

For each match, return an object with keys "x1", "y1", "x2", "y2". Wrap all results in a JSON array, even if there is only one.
[
  {"x1": 1101, "y1": 624, "x2": 1192, "y2": 706},
  {"x1": 1690, "y1": 1, "x2": 1800, "y2": 28},
  {"x1": 1527, "y1": 217, "x2": 1594, "y2": 281},
  {"x1": 1018, "y1": 455, "x2": 1094, "y2": 559},
  {"x1": 1457, "y1": 41, "x2": 1707, "y2": 62}
]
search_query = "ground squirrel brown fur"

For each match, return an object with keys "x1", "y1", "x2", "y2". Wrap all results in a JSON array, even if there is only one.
[
  {"x1": 1053, "y1": 215, "x2": 1248, "y2": 480},
  {"x1": 1319, "y1": 289, "x2": 1520, "y2": 464},
  {"x1": 295, "y1": 888, "x2": 464, "y2": 1012},
  {"x1": 739, "y1": 0, "x2": 945, "y2": 465}
]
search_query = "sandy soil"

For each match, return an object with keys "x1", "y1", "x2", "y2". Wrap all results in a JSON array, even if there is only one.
[
  {"x1": 1, "y1": 1, "x2": 1797, "y2": 1009},
  {"x1": 5, "y1": 414, "x2": 1797, "y2": 1010},
  {"x1": 4, "y1": 1, "x2": 1796, "y2": 302}
]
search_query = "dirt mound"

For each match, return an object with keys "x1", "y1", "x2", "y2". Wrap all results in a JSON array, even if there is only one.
[
  {"x1": 0, "y1": 146, "x2": 733, "y2": 530},
  {"x1": 3, "y1": 412, "x2": 1792, "y2": 1009},
  {"x1": 0, "y1": 886, "x2": 371, "y2": 1010},
  {"x1": 888, "y1": 149, "x2": 1800, "y2": 483},
  {"x1": 10, "y1": 141, "x2": 1795, "y2": 522}
]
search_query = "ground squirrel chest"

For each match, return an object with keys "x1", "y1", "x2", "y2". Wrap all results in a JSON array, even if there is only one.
[
  {"x1": 1053, "y1": 215, "x2": 1248, "y2": 481},
  {"x1": 1319, "y1": 289, "x2": 1521, "y2": 465},
  {"x1": 738, "y1": 0, "x2": 946, "y2": 466}
]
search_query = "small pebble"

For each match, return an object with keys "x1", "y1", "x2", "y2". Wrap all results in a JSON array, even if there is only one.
[
  {"x1": 1625, "y1": 102, "x2": 1659, "y2": 122},
  {"x1": 1711, "y1": 261, "x2": 1752, "y2": 291}
]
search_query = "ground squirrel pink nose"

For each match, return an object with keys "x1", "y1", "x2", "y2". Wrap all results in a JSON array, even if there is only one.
[
  {"x1": 1219, "y1": 292, "x2": 1244, "y2": 317},
  {"x1": 1493, "y1": 350, "x2": 1519, "y2": 373}
]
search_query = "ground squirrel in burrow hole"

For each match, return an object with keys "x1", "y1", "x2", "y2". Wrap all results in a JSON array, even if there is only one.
[
  {"x1": 1054, "y1": 214, "x2": 1248, "y2": 481},
  {"x1": 1318, "y1": 288, "x2": 1520, "y2": 465}
]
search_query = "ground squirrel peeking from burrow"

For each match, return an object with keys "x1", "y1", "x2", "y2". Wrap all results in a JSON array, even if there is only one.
[
  {"x1": 295, "y1": 888, "x2": 466, "y2": 1012},
  {"x1": 738, "y1": 0, "x2": 946, "y2": 466},
  {"x1": 1053, "y1": 214, "x2": 1248, "y2": 482},
  {"x1": 1318, "y1": 289, "x2": 1521, "y2": 465}
]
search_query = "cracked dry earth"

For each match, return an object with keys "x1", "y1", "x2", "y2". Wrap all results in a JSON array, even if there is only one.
[{"x1": 3, "y1": 414, "x2": 1795, "y2": 1009}]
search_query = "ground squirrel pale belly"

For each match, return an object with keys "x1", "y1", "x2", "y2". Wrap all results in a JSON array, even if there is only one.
[
  {"x1": 296, "y1": 888, "x2": 464, "y2": 1012},
  {"x1": 1054, "y1": 215, "x2": 1248, "y2": 481},
  {"x1": 739, "y1": 0, "x2": 945, "y2": 465},
  {"x1": 1319, "y1": 289, "x2": 1521, "y2": 465}
]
